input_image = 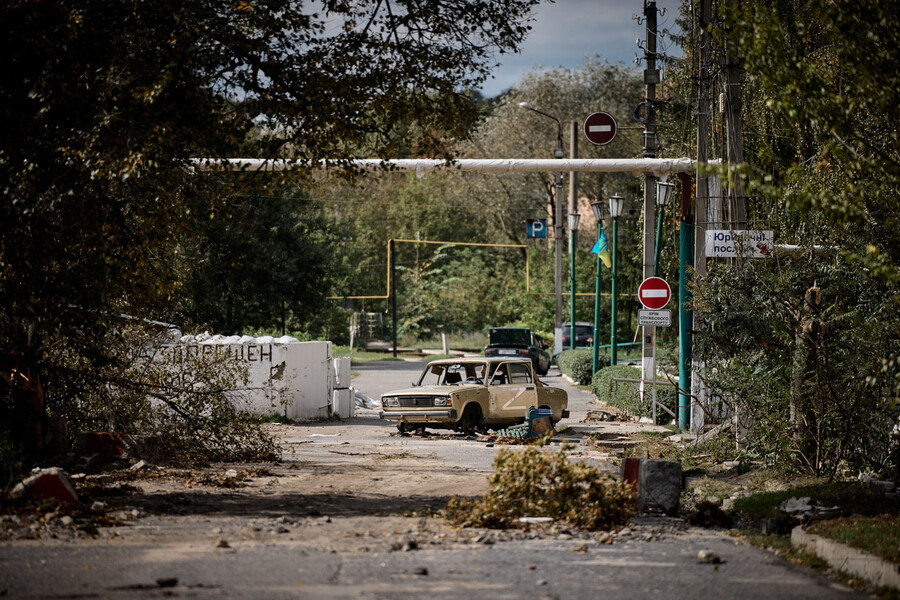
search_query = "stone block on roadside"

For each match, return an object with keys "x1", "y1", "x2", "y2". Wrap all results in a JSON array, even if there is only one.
[{"x1": 636, "y1": 459, "x2": 682, "y2": 515}]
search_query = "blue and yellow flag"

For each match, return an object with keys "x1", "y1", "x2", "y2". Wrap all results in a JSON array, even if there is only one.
[{"x1": 591, "y1": 227, "x2": 612, "y2": 268}]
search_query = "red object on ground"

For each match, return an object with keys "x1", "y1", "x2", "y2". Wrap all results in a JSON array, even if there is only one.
[
  {"x1": 14, "y1": 467, "x2": 79, "y2": 504},
  {"x1": 622, "y1": 457, "x2": 642, "y2": 484}
]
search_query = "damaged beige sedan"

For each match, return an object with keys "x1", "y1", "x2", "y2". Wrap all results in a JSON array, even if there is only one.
[{"x1": 379, "y1": 357, "x2": 568, "y2": 433}]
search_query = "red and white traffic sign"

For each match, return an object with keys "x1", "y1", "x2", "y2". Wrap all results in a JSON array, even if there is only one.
[
  {"x1": 583, "y1": 112, "x2": 618, "y2": 145},
  {"x1": 638, "y1": 277, "x2": 672, "y2": 310}
]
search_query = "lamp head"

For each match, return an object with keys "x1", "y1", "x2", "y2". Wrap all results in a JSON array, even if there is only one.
[
  {"x1": 656, "y1": 181, "x2": 675, "y2": 207},
  {"x1": 590, "y1": 200, "x2": 603, "y2": 223},
  {"x1": 608, "y1": 195, "x2": 624, "y2": 219},
  {"x1": 568, "y1": 212, "x2": 581, "y2": 231}
]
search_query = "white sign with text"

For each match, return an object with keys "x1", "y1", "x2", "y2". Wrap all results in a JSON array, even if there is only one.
[{"x1": 706, "y1": 230, "x2": 774, "y2": 258}]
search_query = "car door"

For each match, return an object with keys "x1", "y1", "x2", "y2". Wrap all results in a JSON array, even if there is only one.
[
  {"x1": 532, "y1": 333, "x2": 550, "y2": 374},
  {"x1": 488, "y1": 362, "x2": 539, "y2": 419}
]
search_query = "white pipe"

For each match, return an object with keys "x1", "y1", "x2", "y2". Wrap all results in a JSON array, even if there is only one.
[
  {"x1": 190, "y1": 157, "x2": 694, "y2": 177},
  {"x1": 776, "y1": 244, "x2": 835, "y2": 256}
]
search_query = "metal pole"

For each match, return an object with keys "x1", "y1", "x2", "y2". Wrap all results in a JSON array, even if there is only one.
[
  {"x1": 640, "y1": 1, "x2": 659, "y2": 410},
  {"x1": 570, "y1": 227, "x2": 577, "y2": 351},
  {"x1": 592, "y1": 227, "x2": 602, "y2": 374},
  {"x1": 390, "y1": 239, "x2": 397, "y2": 358},
  {"x1": 610, "y1": 217, "x2": 618, "y2": 366},
  {"x1": 554, "y1": 171, "x2": 563, "y2": 354},
  {"x1": 677, "y1": 173, "x2": 693, "y2": 429}
]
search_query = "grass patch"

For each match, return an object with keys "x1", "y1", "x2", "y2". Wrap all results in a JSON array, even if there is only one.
[
  {"x1": 332, "y1": 345, "x2": 403, "y2": 361},
  {"x1": 807, "y1": 515, "x2": 900, "y2": 564},
  {"x1": 409, "y1": 353, "x2": 455, "y2": 361},
  {"x1": 731, "y1": 481, "x2": 899, "y2": 520}
]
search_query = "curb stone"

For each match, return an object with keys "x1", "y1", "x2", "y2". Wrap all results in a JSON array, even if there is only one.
[{"x1": 791, "y1": 525, "x2": 900, "y2": 590}]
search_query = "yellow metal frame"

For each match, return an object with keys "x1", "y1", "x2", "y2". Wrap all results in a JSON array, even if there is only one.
[{"x1": 328, "y1": 238, "x2": 607, "y2": 300}]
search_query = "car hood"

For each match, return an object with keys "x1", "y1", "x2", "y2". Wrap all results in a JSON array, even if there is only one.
[{"x1": 382, "y1": 384, "x2": 482, "y2": 397}]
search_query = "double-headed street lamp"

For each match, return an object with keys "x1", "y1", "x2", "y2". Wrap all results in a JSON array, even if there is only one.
[
  {"x1": 590, "y1": 200, "x2": 604, "y2": 374},
  {"x1": 519, "y1": 102, "x2": 565, "y2": 353},
  {"x1": 568, "y1": 212, "x2": 580, "y2": 350},
  {"x1": 608, "y1": 194, "x2": 624, "y2": 367}
]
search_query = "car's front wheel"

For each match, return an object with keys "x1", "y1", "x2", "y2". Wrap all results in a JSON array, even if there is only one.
[{"x1": 458, "y1": 404, "x2": 483, "y2": 435}]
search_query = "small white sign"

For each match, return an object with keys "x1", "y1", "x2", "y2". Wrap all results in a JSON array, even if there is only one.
[
  {"x1": 706, "y1": 230, "x2": 774, "y2": 258},
  {"x1": 638, "y1": 309, "x2": 671, "y2": 327}
]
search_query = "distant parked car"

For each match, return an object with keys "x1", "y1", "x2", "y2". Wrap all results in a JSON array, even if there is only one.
[
  {"x1": 562, "y1": 322, "x2": 594, "y2": 349},
  {"x1": 379, "y1": 357, "x2": 568, "y2": 433},
  {"x1": 483, "y1": 327, "x2": 551, "y2": 376}
]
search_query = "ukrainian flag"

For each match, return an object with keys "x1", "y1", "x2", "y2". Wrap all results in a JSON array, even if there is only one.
[{"x1": 591, "y1": 227, "x2": 612, "y2": 268}]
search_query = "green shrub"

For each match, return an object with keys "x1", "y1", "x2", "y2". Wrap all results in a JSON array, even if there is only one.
[
  {"x1": 444, "y1": 446, "x2": 636, "y2": 531},
  {"x1": 557, "y1": 349, "x2": 601, "y2": 385},
  {"x1": 591, "y1": 365, "x2": 677, "y2": 422}
]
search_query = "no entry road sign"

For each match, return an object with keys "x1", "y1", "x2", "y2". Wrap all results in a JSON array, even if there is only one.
[
  {"x1": 583, "y1": 112, "x2": 618, "y2": 146},
  {"x1": 638, "y1": 277, "x2": 672, "y2": 310}
]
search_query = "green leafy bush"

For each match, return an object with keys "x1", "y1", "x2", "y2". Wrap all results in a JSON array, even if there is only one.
[
  {"x1": 591, "y1": 365, "x2": 677, "y2": 422},
  {"x1": 50, "y1": 325, "x2": 277, "y2": 467},
  {"x1": 445, "y1": 446, "x2": 636, "y2": 531},
  {"x1": 557, "y1": 349, "x2": 601, "y2": 385}
]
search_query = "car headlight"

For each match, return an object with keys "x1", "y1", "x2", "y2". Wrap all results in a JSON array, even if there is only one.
[
  {"x1": 433, "y1": 396, "x2": 452, "y2": 407},
  {"x1": 383, "y1": 396, "x2": 400, "y2": 407}
]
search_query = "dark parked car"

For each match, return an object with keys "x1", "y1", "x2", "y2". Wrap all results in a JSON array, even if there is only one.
[
  {"x1": 483, "y1": 327, "x2": 551, "y2": 376},
  {"x1": 562, "y1": 322, "x2": 594, "y2": 348}
]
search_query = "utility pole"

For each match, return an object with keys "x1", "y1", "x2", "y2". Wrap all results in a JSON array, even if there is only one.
[
  {"x1": 691, "y1": 0, "x2": 712, "y2": 431},
  {"x1": 568, "y1": 121, "x2": 578, "y2": 254},
  {"x1": 722, "y1": 0, "x2": 747, "y2": 228},
  {"x1": 640, "y1": 0, "x2": 658, "y2": 410}
]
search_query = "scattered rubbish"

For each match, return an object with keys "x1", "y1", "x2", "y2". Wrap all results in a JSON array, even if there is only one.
[
  {"x1": 353, "y1": 388, "x2": 380, "y2": 409},
  {"x1": 697, "y1": 549, "x2": 722, "y2": 564},
  {"x1": 780, "y1": 496, "x2": 840, "y2": 518},
  {"x1": 91, "y1": 501, "x2": 105, "y2": 512},
  {"x1": 519, "y1": 517, "x2": 554, "y2": 524},
  {"x1": 495, "y1": 407, "x2": 555, "y2": 440},
  {"x1": 217, "y1": 539, "x2": 231, "y2": 548}
]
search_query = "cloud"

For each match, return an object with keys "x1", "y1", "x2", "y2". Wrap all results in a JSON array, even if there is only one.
[{"x1": 479, "y1": 0, "x2": 684, "y2": 97}]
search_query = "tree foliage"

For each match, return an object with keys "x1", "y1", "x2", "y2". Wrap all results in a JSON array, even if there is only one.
[
  {"x1": 666, "y1": 0, "x2": 900, "y2": 476},
  {"x1": 0, "y1": 0, "x2": 543, "y2": 460}
]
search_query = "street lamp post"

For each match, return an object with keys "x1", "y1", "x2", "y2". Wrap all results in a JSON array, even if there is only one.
[
  {"x1": 654, "y1": 181, "x2": 675, "y2": 277},
  {"x1": 590, "y1": 200, "x2": 604, "y2": 374},
  {"x1": 519, "y1": 102, "x2": 565, "y2": 354},
  {"x1": 608, "y1": 195, "x2": 624, "y2": 367},
  {"x1": 568, "y1": 212, "x2": 580, "y2": 351}
]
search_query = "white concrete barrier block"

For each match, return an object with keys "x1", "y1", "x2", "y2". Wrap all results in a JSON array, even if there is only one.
[
  {"x1": 332, "y1": 388, "x2": 354, "y2": 419},
  {"x1": 333, "y1": 357, "x2": 351, "y2": 389}
]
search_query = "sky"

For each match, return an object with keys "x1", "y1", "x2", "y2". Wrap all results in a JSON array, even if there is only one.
[{"x1": 478, "y1": 0, "x2": 685, "y2": 98}]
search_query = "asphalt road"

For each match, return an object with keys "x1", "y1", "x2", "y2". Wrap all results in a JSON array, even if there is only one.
[{"x1": 0, "y1": 360, "x2": 867, "y2": 599}]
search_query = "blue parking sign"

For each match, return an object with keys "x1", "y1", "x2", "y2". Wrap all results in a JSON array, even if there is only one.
[{"x1": 526, "y1": 219, "x2": 547, "y2": 239}]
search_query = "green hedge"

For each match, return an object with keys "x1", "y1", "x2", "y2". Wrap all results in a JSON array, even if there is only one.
[
  {"x1": 591, "y1": 365, "x2": 677, "y2": 423},
  {"x1": 557, "y1": 349, "x2": 608, "y2": 386}
]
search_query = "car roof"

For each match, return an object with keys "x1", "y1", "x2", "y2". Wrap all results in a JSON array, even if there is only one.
[{"x1": 425, "y1": 357, "x2": 531, "y2": 365}]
